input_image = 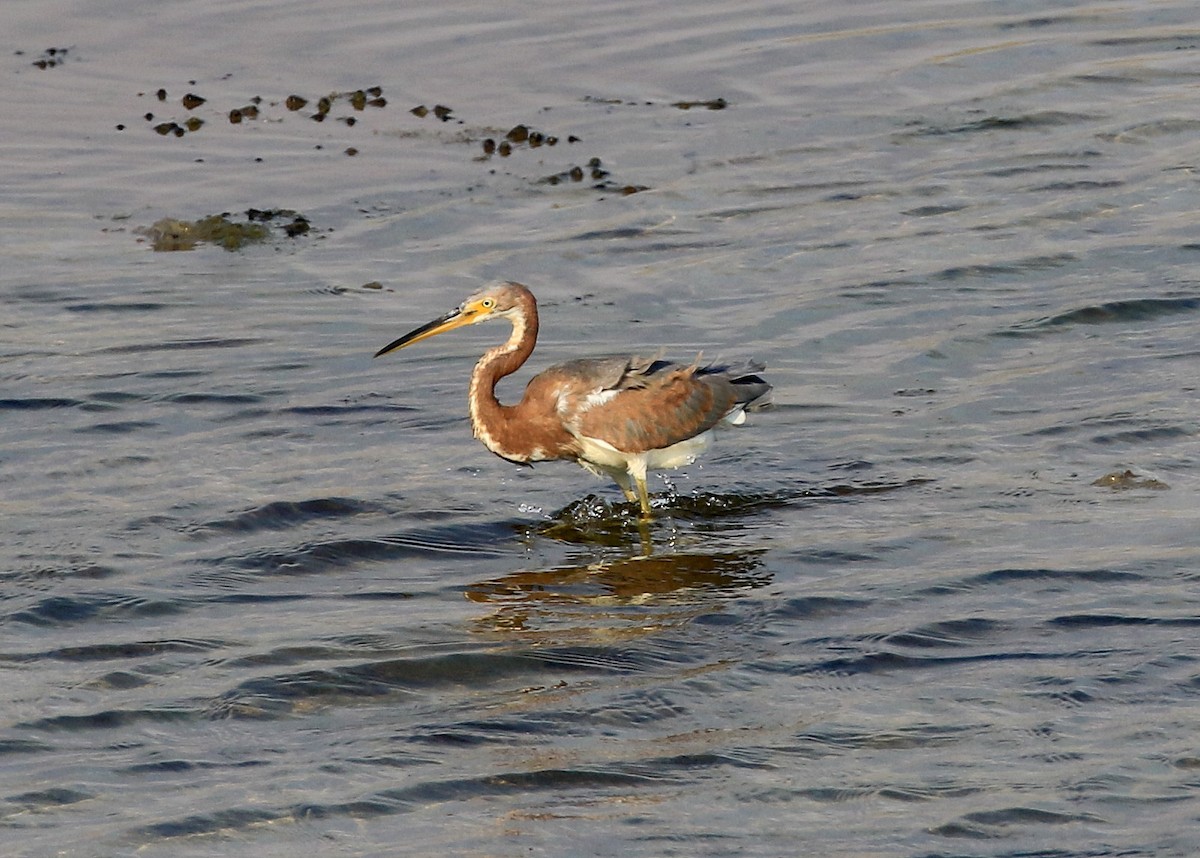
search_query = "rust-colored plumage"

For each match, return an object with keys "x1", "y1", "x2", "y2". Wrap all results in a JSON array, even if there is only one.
[{"x1": 375, "y1": 281, "x2": 770, "y2": 516}]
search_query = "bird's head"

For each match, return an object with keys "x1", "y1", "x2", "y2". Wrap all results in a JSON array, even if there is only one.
[{"x1": 374, "y1": 281, "x2": 533, "y2": 358}]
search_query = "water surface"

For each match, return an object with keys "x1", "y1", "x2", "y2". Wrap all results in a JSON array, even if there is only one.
[{"x1": 3, "y1": 1, "x2": 1199, "y2": 855}]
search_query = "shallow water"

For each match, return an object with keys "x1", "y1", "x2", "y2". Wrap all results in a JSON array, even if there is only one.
[{"x1": 3, "y1": 0, "x2": 1200, "y2": 855}]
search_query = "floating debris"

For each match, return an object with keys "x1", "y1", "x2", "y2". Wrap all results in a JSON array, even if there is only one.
[
  {"x1": 138, "y1": 215, "x2": 269, "y2": 251},
  {"x1": 132, "y1": 85, "x2": 386, "y2": 138},
  {"x1": 537, "y1": 156, "x2": 648, "y2": 195},
  {"x1": 1091, "y1": 470, "x2": 1169, "y2": 491},
  {"x1": 123, "y1": 84, "x2": 658, "y2": 201},
  {"x1": 476, "y1": 122, "x2": 571, "y2": 159},
  {"x1": 283, "y1": 216, "x2": 311, "y2": 236},
  {"x1": 362, "y1": 281, "x2": 384, "y2": 290},
  {"x1": 672, "y1": 97, "x2": 728, "y2": 110},
  {"x1": 30, "y1": 47, "x2": 70, "y2": 69},
  {"x1": 582, "y1": 94, "x2": 728, "y2": 111},
  {"x1": 138, "y1": 209, "x2": 312, "y2": 251},
  {"x1": 247, "y1": 208, "x2": 310, "y2": 237},
  {"x1": 228, "y1": 103, "x2": 261, "y2": 124},
  {"x1": 540, "y1": 165, "x2": 584, "y2": 186},
  {"x1": 411, "y1": 103, "x2": 452, "y2": 120}
]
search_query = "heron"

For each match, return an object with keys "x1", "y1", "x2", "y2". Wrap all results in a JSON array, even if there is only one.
[{"x1": 374, "y1": 281, "x2": 771, "y2": 518}]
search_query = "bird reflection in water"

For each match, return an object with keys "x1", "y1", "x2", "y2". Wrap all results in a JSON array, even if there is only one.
[
  {"x1": 464, "y1": 546, "x2": 769, "y2": 643},
  {"x1": 374, "y1": 281, "x2": 771, "y2": 519}
]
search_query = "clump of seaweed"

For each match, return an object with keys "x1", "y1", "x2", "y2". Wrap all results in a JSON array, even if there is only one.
[{"x1": 137, "y1": 209, "x2": 311, "y2": 251}]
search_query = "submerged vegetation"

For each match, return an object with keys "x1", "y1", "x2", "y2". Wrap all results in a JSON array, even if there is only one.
[{"x1": 137, "y1": 209, "x2": 311, "y2": 251}]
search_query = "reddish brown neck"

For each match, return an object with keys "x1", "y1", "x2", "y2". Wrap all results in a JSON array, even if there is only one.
[{"x1": 467, "y1": 293, "x2": 541, "y2": 458}]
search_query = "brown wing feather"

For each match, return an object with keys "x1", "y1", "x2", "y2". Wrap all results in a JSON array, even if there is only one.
[
  {"x1": 573, "y1": 365, "x2": 739, "y2": 453},
  {"x1": 523, "y1": 354, "x2": 768, "y2": 456}
]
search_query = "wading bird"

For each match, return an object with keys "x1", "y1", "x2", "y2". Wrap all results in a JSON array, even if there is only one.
[{"x1": 374, "y1": 281, "x2": 771, "y2": 517}]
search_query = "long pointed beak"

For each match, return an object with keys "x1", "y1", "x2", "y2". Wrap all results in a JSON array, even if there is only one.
[{"x1": 374, "y1": 307, "x2": 476, "y2": 358}]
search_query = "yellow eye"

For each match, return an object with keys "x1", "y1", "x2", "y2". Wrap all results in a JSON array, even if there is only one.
[{"x1": 481, "y1": 298, "x2": 495, "y2": 309}]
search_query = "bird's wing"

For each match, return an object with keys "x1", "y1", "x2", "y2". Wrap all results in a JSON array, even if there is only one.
[
  {"x1": 542, "y1": 353, "x2": 665, "y2": 391},
  {"x1": 544, "y1": 356, "x2": 744, "y2": 453}
]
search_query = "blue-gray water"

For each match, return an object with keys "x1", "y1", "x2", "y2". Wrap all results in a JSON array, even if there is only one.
[{"x1": 3, "y1": 1, "x2": 1199, "y2": 855}]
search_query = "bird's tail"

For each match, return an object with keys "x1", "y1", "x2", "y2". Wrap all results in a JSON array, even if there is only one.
[
  {"x1": 701, "y1": 360, "x2": 773, "y2": 425},
  {"x1": 726, "y1": 361, "x2": 773, "y2": 411}
]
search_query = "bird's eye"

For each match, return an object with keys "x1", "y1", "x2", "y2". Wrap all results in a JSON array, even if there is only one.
[{"x1": 481, "y1": 298, "x2": 495, "y2": 309}]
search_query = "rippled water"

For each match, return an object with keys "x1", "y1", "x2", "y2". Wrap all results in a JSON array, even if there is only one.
[{"x1": 3, "y1": 0, "x2": 1200, "y2": 855}]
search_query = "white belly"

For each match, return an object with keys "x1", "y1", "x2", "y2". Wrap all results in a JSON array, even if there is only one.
[{"x1": 576, "y1": 431, "x2": 713, "y2": 479}]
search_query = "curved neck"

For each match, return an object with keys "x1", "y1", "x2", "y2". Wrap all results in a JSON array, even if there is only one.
[{"x1": 467, "y1": 297, "x2": 538, "y2": 452}]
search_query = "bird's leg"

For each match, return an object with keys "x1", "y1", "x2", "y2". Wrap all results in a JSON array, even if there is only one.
[
  {"x1": 610, "y1": 471, "x2": 638, "y2": 504},
  {"x1": 623, "y1": 460, "x2": 653, "y2": 518},
  {"x1": 636, "y1": 518, "x2": 654, "y2": 555},
  {"x1": 634, "y1": 474, "x2": 653, "y2": 519}
]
